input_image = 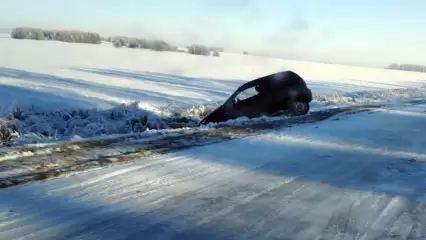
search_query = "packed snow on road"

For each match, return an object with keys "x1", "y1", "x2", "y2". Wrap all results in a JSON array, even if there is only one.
[
  {"x1": 2, "y1": 103, "x2": 426, "y2": 239},
  {"x1": 1, "y1": 37, "x2": 426, "y2": 239}
]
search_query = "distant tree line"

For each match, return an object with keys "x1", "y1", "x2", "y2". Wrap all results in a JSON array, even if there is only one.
[
  {"x1": 186, "y1": 45, "x2": 221, "y2": 57},
  {"x1": 187, "y1": 44, "x2": 220, "y2": 56},
  {"x1": 107, "y1": 36, "x2": 221, "y2": 56},
  {"x1": 10, "y1": 27, "x2": 223, "y2": 56},
  {"x1": 108, "y1": 36, "x2": 176, "y2": 51},
  {"x1": 11, "y1": 27, "x2": 101, "y2": 44},
  {"x1": 386, "y1": 63, "x2": 426, "y2": 73}
]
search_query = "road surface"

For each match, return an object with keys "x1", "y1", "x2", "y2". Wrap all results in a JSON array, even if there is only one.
[{"x1": 2, "y1": 103, "x2": 426, "y2": 240}]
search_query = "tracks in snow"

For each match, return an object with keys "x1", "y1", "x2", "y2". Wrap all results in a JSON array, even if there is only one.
[
  {"x1": 0, "y1": 104, "x2": 384, "y2": 188},
  {"x1": 2, "y1": 106, "x2": 426, "y2": 239}
]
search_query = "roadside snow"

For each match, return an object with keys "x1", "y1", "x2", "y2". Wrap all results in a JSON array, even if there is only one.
[
  {"x1": 1, "y1": 103, "x2": 426, "y2": 239},
  {"x1": 1, "y1": 37, "x2": 426, "y2": 146},
  {"x1": 6, "y1": 101, "x2": 170, "y2": 144}
]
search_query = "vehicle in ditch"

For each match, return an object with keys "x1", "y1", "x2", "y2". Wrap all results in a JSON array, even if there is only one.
[{"x1": 198, "y1": 70, "x2": 313, "y2": 125}]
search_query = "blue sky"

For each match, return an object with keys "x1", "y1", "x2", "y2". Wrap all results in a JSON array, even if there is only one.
[{"x1": 2, "y1": 0, "x2": 426, "y2": 67}]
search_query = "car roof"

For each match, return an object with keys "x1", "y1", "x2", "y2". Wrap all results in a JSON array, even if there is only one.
[
  {"x1": 227, "y1": 70, "x2": 304, "y2": 100},
  {"x1": 237, "y1": 71, "x2": 294, "y2": 91}
]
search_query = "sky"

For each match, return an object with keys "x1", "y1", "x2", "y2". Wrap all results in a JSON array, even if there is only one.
[{"x1": 1, "y1": 0, "x2": 426, "y2": 67}]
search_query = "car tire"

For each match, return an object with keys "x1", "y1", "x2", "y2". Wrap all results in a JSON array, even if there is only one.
[{"x1": 287, "y1": 100, "x2": 310, "y2": 116}]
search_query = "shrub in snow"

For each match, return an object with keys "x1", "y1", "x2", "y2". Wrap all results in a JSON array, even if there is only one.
[
  {"x1": 149, "y1": 40, "x2": 174, "y2": 51},
  {"x1": 11, "y1": 27, "x2": 45, "y2": 40},
  {"x1": 187, "y1": 44, "x2": 210, "y2": 56},
  {"x1": 10, "y1": 28, "x2": 27, "y2": 39},
  {"x1": 0, "y1": 101, "x2": 174, "y2": 145},
  {"x1": 53, "y1": 30, "x2": 101, "y2": 44},
  {"x1": 108, "y1": 36, "x2": 176, "y2": 51},
  {"x1": 127, "y1": 38, "x2": 142, "y2": 48},
  {"x1": 43, "y1": 30, "x2": 56, "y2": 40},
  {"x1": 386, "y1": 63, "x2": 426, "y2": 73},
  {"x1": 112, "y1": 40, "x2": 122, "y2": 48},
  {"x1": 0, "y1": 117, "x2": 19, "y2": 146},
  {"x1": 0, "y1": 123, "x2": 13, "y2": 146},
  {"x1": 112, "y1": 37, "x2": 128, "y2": 48},
  {"x1": 11, "y1": 27, "x2": 101, "y2": 44},
  {"x1": 181, "y1": 103, "x2": 218, "y2": 119}
]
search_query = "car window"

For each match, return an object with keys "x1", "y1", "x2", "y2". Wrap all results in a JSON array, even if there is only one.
[{"x1": 236, "y1": 86, "x2": 258, "y2": 101}]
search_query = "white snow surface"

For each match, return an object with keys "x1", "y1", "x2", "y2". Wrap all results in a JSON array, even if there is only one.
[
  {"x1": 2, "y1": 37, "x2": 426, "y2": 144},
  {"x1": 1, "y1": 103, "x2": 426, "y2": 239},
  {"x1": 1, "y1": 37, "x2": 426, "y2": 113},
  {"x1": 2, "y1": 37, "x2": 426, "y2": 239}
]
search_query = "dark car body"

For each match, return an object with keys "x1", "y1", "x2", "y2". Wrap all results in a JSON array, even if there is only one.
[{"x1": 198, "y1": 71, "x2": 313, "y2": 125}]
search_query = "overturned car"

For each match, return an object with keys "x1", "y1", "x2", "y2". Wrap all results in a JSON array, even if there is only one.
[{"x1": 198, "y1": 70, "x2": 313, "y2": 125}]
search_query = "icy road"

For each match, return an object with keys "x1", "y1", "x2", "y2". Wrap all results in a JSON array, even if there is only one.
[{"x1": 2, "y1": 103, "x2": 426, "y2": 240}]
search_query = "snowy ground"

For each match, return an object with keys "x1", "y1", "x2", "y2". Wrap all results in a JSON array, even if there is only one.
[
  {"x1": 2, "y1": 37, "x2": 426, "y2": 112},
  {"x1": 2, "y1": 37, "x2": 426, "y2": 145},
  {"x1": 0, "y1": 104, "x2": 382, "y2": 188},
  {"x1": 1, "y1": 37, "x2": 426, "y2": 146},
  {"x1": 2, "y1": 34, "x2": 426, "y2": 239},
  {"x1": 1, "y1": 103, "x2": 426, "y2": 239}
]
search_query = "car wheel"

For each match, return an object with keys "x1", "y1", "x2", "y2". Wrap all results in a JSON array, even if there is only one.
[{"x1": 287, "y1": 101, "x2": 309, "y2": 116}]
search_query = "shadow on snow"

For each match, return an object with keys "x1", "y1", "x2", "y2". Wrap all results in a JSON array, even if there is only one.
[
  {"x1": 2, "y1": 108, "x2": 426, "y2": 238},
  {"x1": 0, "y1": 67, "x2": 213, "y2": 111},
  {"x1": 2, "y1": 68, "x2": 426, "y2": 238}
]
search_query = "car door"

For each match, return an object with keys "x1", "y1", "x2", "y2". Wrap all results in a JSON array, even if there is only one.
[{"x1": 231, "y1": 86, "x2": 265, "y2": 118}]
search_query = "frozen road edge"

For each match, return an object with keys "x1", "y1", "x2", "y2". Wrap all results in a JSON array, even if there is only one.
[{"x1": 0, "y1": 104, "x2": 384, "y2": 189}]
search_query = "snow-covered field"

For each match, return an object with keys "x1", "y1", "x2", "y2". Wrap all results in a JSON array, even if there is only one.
[
  {"x1": 1, "y1": 37, "x2": 426, "y2": 145},
  {"x1": 2, "y1": 36, "x2": 426, "y2": 239},
  {"x1": 2, "y1": 37, "x2": 426, "y2": 111}
]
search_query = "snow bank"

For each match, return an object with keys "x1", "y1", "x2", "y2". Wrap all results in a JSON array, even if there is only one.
[
  {"x1": 2, "y1": 84, "x2": 426, "y2": 147},
  {"x1": 0, "y1": 101, "x2": 173, "y2": 145}
]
